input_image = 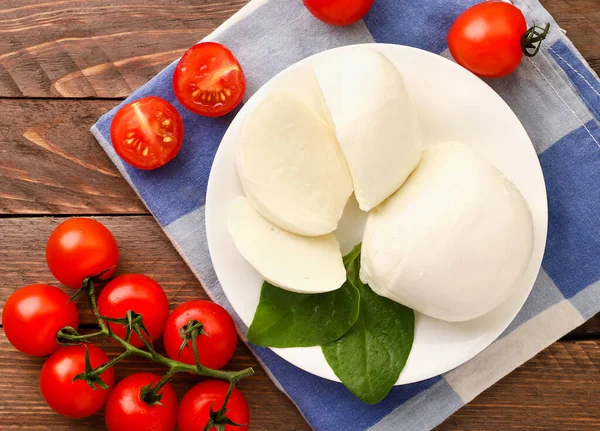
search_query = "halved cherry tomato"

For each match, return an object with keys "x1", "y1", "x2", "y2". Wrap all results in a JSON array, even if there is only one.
[
  {"x1": 97, "y1": 274, "x2": 170, "y2": 347},
  {"x1": 3, "y1": 284, "x2": 79, "y2": 356},
  {"x1": 46, "y1": 218, "x2": 119, "y2": 289},
  {"x1": 303, "y1": 0, "x2": 374, "y2": 26},
  {"x1": 163, "y1": 300, "x2": 237, "y2": 370},
  {"x1": 111, "y1": 96, "x2": 183, "y2": 170},
  {"x1": 105, "y1": 373, "x2": 178, "y2": 431},
  {"x1": 448, "y1": 2, "x2": 528, "y2": 78},
  {"x1": 40, "y1": 344, "x2": 115, "y2": 418},
  {"x1": 173, "y1": 42, "x2": 246, "y2": 117},
  {"x1": 178, "y1": 380, "x2": 249, "y2": 431}
]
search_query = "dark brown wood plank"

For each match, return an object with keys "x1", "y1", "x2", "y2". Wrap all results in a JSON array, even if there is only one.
[
  {"x1": 0, "y1": 99, "x2": 144, "y2": 214},
  {"x1": 0, "y1": 0, "x2": 245, "y2": 98},
  {"x1": 0, "y1": 0, "x2": 597, "y2": 98}
]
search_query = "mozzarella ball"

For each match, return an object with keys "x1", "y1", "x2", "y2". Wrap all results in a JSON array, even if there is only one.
[{"x1": 360, "y1": 142, "x2": 534, "y2": 322}]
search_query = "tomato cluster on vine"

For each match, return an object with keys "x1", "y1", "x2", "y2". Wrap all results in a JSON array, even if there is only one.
[{"x1": 2, "y1": 217, "x2": 252, "y2": 431}]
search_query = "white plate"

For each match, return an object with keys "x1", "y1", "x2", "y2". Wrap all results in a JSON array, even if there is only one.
[{"x1": 206, "y1": 44, "x2": 548, "y2": 385}]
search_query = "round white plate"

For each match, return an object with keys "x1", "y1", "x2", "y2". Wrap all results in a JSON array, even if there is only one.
[{"x1": 206, "y1": 44, "x2": 548, "y2": 385}]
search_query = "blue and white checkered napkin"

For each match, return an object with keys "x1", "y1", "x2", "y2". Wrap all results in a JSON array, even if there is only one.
[{"x1": 92, "y1": 0, "x2": 600, "y2": 429}]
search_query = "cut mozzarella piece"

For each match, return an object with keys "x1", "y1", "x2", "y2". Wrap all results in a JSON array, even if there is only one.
[
  {"x1": 314, "y1": 48, "x2": 422, "y2": 211},
  {"x1": 272, "y1": 68, "x2": 333, "y2": 126},
  {"x1": 360, "y1": 142, "x2": 534, "y2": 322},
  {"x1": 229, "y1": 196, "x2": 346, "y2": 294},
  {"x1": 237, "y1": 91, "x2": 353, "y2": 236}
]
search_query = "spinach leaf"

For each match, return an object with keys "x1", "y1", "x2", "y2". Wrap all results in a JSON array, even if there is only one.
[
  {"x1": 247, "y1": 280, "x2": 360, "y2": 348},
  {"x1": 322, "y1": 255, "x2": 415, "y2": 404}
]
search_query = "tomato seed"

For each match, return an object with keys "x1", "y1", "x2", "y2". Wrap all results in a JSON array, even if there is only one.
[{"x1": 163, "y1": 137, "x2": 172, "y2": 143}]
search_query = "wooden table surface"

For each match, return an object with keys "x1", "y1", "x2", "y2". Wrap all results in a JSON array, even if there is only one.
[{"x1": 0, "y1": 0, "x2": 598, "y2": 430}]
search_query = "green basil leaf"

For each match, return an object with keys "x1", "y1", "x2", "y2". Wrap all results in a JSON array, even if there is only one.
[
  {"x1": 343, "y1": 243, "x2": 362, "y2": 268},
  {"x1": 322, "y1": 258, "x2": 415, "y2": 404},
  {"x1": 247, "y1": 280, "x2": 360, "y2": 348}
]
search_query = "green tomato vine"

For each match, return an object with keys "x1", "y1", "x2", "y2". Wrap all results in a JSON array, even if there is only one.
[{"x1": 57, "y1": 276, "x2": 254, "y2": 430}]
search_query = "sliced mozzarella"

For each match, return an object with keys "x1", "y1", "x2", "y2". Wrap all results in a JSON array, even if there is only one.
[
  {"x1": 237, "y1": 91, "x2": 353, "y2": 237},
  {"x1": 314, "y1": 48, "x2": 422, "y2": 211},
  {"x1": 360, "y1": 142, "x2": 534, "y2": 322},
  {"x1": 228, "y1": 196, "x2": 346, "y2": 294},
  {"x1": 272, "y1": 68, "x2": 333, "y2": 126}
]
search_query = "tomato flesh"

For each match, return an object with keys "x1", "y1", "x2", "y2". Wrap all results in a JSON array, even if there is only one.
[
  {"x1": 105, "y1": 373, "x2": 178, "y2": 431},
  {"x1": 163, "y1": 300, "x2": 237, "y2": 369},
  {"x1": 97, "y1": 274, "x2": 170, "y2": 347},
  {"x1": 448, "y1": 2, "x2": 527, "y2": 78},
  {"x1": 173, "y1": 42, "x2": 246, "y2": 117},
  {"x1": 111, "y1": 96, "x2": 183, "y2": 170},
  {"x1": 178, "y1": 380, "x2": 249, "y2": 431},
  {"x1": 3, "y1": 284, "x2": 79, "y2": 356},
  {"x1": 303, "y1": 0, "x2": 374, "y2": 26},
  {"x1": 46, "y1": 218, "x2": 119, "y2": 289},
  {"x1": 40, "y1": 344, "x2": 115, "y2": 418}
]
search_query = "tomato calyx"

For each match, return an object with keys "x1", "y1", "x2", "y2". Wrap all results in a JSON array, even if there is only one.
[
  {"x1": 521, "y1": 22, "x2": 550, "y2": 57},
  {"x1": 139, "y1": 382, "x2": 165, "y2": 406},
  {"x1": 72, "y1": 345, "x2": 112, "y2": 390},
  {"x1": 204, "y1": 383, "x2": 246, "y2": 431},
  {"x1": 178, "y1": 319, "x2": 208, "y2": 358},
  {"x1": 102, "y1": 310, "x2": 153, "y2": 347}
]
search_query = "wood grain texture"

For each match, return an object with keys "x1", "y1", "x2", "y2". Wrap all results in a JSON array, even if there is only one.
[
  {"x1": 0, "y1": 99, "x2": 144, "y2": 214},
  {"x1": 0, "y1": 0, "x2": 245, "y2": 98}
]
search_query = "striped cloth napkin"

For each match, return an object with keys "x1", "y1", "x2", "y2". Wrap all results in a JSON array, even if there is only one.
[{"x1": 92, "y1": 0, "x2": 600, "y2": 429}]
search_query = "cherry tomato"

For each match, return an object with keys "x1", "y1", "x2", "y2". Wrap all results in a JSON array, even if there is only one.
[
  {"x1": 303, "y1": 0, "x2": 374, "y2": 26},
  {"x1": 105, "y1": 373, "x2": 178, "y2": 431},
  {"x1": 173, "y1": 42, "x2": 246, "y2": 117},
  {"x1": 163, "y1": 300, "x2": 237, "y2": 369},
  {"x1": 46, "y1": 218, "x2": 119, "y2": 289},
  {"x1": 2, "y1": 284, "x2": 79, "y2": 356},
  {"x1": 448, "y1": 2, "x2": 528, "y2": 78},
  {"x1": 178, "y1": 380, "x2": 249, "y2": 431},
  {"x1": 111, "y1": 96, "x2": 183, "y2": 170},
  {"x1": 40, "y1": 344, "x2": 115, "y2": 418},
  {"x1": 97, "y1": 274, "x2": 169, "y2": 347}
]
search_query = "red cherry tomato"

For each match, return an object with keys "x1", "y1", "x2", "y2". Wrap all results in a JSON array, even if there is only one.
[
  {"x1": 105, "y1": 373, "x2": 178, "y2": 431},
  {"x1": 2, "y1": 284, "x2": 79, "y2": 356},
  {"x1": 40, "y1": 344, "x2": 115, "y2": 418},
  {"x1": 178, "y1": 380, "x2": 249, "y2": 431},
  {"x1": 448, "y1": 2, "x2": 528, "y2": 78},
  {"x1": 46, "y1": 218, "x2": 119, "y2": 289},
  {"x1": 97, "y1": 274, "x2": 169, "y2": 347},
  {"x1": 303, "y1": 0, "x2": 374, "y2": 26},
  {"x1": 111, "y1": 96, "x2": 183, "y2": 170},
  {"x1": 163, "y1": 300, "x2": 237, "y2": 369},
  {"x1": 173, "y1": 42, "x2": 246, "y2": 117}
]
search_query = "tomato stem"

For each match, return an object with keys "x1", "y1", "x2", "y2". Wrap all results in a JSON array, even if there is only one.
[
  {"x1": 60, "y1": 278, "x2": 254, "y2": 401},
  {"x1": 521, "y1": 23, "x2": 550, "y2": 57}
]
